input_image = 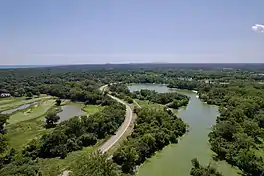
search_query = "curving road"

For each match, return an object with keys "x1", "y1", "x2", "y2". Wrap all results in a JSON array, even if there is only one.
[
  {"x1": 59, "y1": 85, "x2": 133, "y2": 176},
  {"x1": 98, "y1": 85, "x2": 133, "y2": 153}
]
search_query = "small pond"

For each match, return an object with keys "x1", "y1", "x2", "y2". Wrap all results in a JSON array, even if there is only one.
[{"x1": 57, "y1": 104, "x2": 85, "y2": 122}]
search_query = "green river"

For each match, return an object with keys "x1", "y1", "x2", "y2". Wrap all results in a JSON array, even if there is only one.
[{"x1": 128, "y1": 84, "x2": 241, "y2": 176}]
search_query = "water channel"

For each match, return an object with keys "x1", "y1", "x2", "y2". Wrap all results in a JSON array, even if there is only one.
[
  {"x1": 128, "y1": 84, "x2": 240, "y2": 176},
  {"x1": 1, "y1": 101, "x2": 39, "y2": 115}
]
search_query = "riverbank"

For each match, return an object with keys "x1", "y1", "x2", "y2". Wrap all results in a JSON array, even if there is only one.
[{"x1": 128, "y1": 84, "x2": 240, "y2": 176}]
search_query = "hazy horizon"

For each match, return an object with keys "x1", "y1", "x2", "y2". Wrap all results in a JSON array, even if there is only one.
[{"x1": 1, "y1": 1, "x2": 264, "y2": 65}]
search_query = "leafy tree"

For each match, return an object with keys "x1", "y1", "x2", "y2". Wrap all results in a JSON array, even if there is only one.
[
  {"x1": 78, "y1": 134, "x2": 97, "y2": 147},
  {"x1": 0, "y1": 114, "x2": 9, "y2": 135},
  {"x1": 124, "y1": 96, "x2": 133, "y2": 104},
  {"x1": 0, "y1": 114, "x2": 10, "y2": 168},
  {"x1": 26, "y1": 92, "x2": 33, "y2": 98},
  {"x1": 190, "y1": 158, "x2": 223, "y2": 176},
  {"x1": 56, "y1": 98, "x2": 62, "y2": 106},
  {"x1": 71, "y1": 152, "x2": 120, "y2": 176},
  {"x1": 0, "y1": 156, "x2": 40, "y2": 176},
  {"x1": 44, "y1": 112, "x2": 60, "y2": 128}
]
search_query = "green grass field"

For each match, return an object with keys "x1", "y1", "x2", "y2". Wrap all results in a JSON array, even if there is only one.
[
  {"x1": 7, "y1": 119, "x2": 49, "y2": 150},
  {"x1": 82, "y1": 104, "x2": 103, "y2": 115},
  {"x1": 0, "y1": 97, "x2": 24, "y2": 106},
  {"x1": 0, "y1": 95, "x2": 53, "y2": 112}
]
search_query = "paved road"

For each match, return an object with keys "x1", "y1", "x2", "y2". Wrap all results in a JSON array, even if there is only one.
[
  {"x1": 99, "y1": 84, "x2": 108, "y2": 92},
  {"x1": 98, "y1": 94, "x2": 133, "y2": 153}
]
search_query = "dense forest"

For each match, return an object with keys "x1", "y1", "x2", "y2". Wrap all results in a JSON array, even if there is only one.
[
  {"x1": 1, "y1": 64, "x2": 264, "y2": 175},
  {"x1": 1, "y1": 64, "x2": 264, "y2": 97},
  {"x1": 198, "y1": 82, "x2": 264, "y2": 175}
]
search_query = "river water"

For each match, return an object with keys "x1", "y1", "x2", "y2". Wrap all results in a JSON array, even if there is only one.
[{"x1": 128, "y1": 84, "x2": 240, "y2": 176}]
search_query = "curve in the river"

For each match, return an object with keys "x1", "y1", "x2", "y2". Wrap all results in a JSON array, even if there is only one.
[{"x1": 128, "y1": 84, "x2": 240, "y2": 176}]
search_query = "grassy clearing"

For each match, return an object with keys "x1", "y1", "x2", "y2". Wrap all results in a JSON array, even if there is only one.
[
  {"x1": 8, "y1": 99, "x2": 55, "y2": 124},
  {"x1": 135, "y1": 99, "x2": 164, "y2": 110},
  {"x1": 7, "y1": 119, "x2": 49, "y2": 150},
  {"x1": 0, "y1": 95, "x2": 53, "y2": 112},
  {"x1": 82, "y1": 104, "x2": 103, "y2": 115}
]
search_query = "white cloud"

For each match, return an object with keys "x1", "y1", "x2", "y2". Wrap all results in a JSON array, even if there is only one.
[{"x1": 252, "y1": 24, "x2": 264, "y2": 33}]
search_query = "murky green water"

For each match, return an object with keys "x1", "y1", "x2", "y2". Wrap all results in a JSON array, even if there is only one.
[
  {"x1": 57, "y1": 104, "x2": 85, "y2": 122},
  {"x1": 128, "y1": 84, "x2": 240, "y2": 176}
]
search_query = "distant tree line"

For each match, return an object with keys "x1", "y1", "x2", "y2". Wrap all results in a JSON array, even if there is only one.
[{"x1": 2, "y1": 66, "x2": 264, "y2": 99}]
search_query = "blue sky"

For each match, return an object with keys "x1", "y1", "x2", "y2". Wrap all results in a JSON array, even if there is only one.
[{"x1": 0, "y1": 0, "x2": 263, "y2": 65}]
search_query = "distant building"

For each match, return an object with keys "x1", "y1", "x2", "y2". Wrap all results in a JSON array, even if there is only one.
[{"x1": 0, "y1": 93, "x2": 11, "y2": 97}]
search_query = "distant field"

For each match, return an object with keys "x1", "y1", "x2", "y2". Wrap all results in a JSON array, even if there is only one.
[
  {"x1": 8, "y1": 99, "x2": 55, "y2": 124},
  {"x1": 0, "y1": 97, "x2": 24, "y2": 106},
  {"x1": 6, "y1": 99, "x2": 56, "y2": 149},
  {"x1": 0, "y1": 95, "x2": 53, "y2": 112}
]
